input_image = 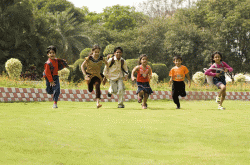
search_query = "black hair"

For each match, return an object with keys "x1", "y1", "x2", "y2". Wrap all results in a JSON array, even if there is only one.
[
  {"x1": 173, "y1": 55, "x2": 182, "y2": 61},
  {"x1": 47, "y1": 45, "x2": 56, "y2": 54},
  {"x1": 91, "y1": 45, "x2": 101, "y2": 51},
  {"x1": 211, "y1": 51, "x2": 222, "y2": 63},
  {"x1": 138, "y1": 54, "x2": 148, "y2": 65},
  {"x1": 114, "y1": 46, "x2": 123, "y2": 53},
  {"x1": 89, "y1": 45, "x2": 101, "y2": 56}
]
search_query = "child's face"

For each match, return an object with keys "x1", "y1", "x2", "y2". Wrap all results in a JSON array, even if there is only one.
[
  {"x1": 92, "y1": 49, "x2": 100, "y2": 56},
  {"x1": 114, "y1": 49, "x2": 122, "y2": 60},
  {"x1": 47, "y1": 50, "x2": 56, "y2": 60},
  {"x1": 141, "y1": 57, "x2": 148, "y2": 65},
  {"x1": 174, "y1": 59, "x2": 182, "y2": 67},
  {"x1": 213, "y1": 54, "x2": 221, "y2": 63}
]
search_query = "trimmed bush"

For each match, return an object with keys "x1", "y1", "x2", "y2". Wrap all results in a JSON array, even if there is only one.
[
  {"x1": 68, "y1": 59, "x2": 85, "y2": 82},
  {"x1": 234, "y1": 73, "x2": 246, "y2": 83},
  {"x1": 152, "y1": 63, "x2": 168, "y2": 81},
  {"x1": 80, "y1": 48, "x2": 91, "y2": 59},
  {"x1": 5, "y1": 58, "x2": 22, "y2": 79},
  {"x1": 193, "y1": 71, "x2": 205, "y2": 85},
  {"x1": 58, "y1": 68, "x2": 70, "y2": 81},
  {"x1": 103, "y1": 44, "x2": 115, "y2": 56},
  {"x1": 151, "y1": 72, "x2": 159, "y2": 84}
]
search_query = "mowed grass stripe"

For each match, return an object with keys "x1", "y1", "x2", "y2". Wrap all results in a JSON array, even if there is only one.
[{"x1": 0, "y1": 100, "x2": 249, "y2": 165}]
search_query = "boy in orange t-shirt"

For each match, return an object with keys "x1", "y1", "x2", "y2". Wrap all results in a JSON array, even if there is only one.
[{"x1": 169, "y1": 56, "x2": 191, "y2": 109}]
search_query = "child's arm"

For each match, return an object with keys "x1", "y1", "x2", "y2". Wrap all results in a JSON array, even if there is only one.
[
  {"x1": 222, "y1": 62, "x2": 233, "y2": 73},
  {"x1": 169, "y1": 77, "x2": 173, "y2": 86},
  {"x1": 123, "y1": 60, "x2": 129, "y2": 81},
  {"x1": 81, "y1": 60, "x2": 90, "y2": 81},
  {"x1": 148, "y1": 66, "x2": 152, "y2": 79},
  {"x1": 131, "y1": 66, "x2": 139, "y2": 81},
  {"x1": 44, "y1": 63, "x2": 56, "y2": 86},
  {"x1": 186, "y1": 73, "x2": 191, "y2": 87},
  {"x1": 204, "y1": 65, "x2": 218, "y2": 77},
  {"x1": 103, "y1": 57, "x2": 109, "y2": 78}
]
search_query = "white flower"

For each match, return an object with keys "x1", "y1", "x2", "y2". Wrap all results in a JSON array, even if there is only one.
[
  {"x1": 193, "y1": 71, "x2": 205, "y2": 84},
  {"x1": 151, "y1": 72, "x2": 158, "y2": 84},
  {"x1": 234, "y1": 73, "x2": 245, "y2": 83},
  {"x1": 5, "y1": 58, "x2": 22, "y2": 79},
  {"x1": 58, "y1": 68, "x2": 70, "y2": 81}
]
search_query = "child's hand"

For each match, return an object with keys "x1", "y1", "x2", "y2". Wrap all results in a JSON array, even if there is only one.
[
  {"x1": 50, "y1": 81, "x2": 56, "y2": 87},
  {"x1": 84, "y1": 75, "x2": 90, "y2": 81},
  {"x1": 149, "y1": 74, "x2": 152, "y2": 79},
  {"x1": 215, "y1": 73, "x2": 220, "y2": 77},
  {"x1": 124, "y1": 75, "x2": 128, "y2": 81},
  {"x1": 188, "y1": 81, "x2": 191, "y2": 88},
  {"x1": 131, "y1": 76, "x2": 136, "y2": 81},
  {"x1": 224, "y1": 68, "x2": 228, "y2": 72}
]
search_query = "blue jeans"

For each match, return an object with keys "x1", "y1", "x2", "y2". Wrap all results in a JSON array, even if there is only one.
[{"x1": 46, "y1": 76, "x2": 60, "y2": 102}]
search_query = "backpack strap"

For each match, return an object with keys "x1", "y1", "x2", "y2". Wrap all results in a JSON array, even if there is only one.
[
  {"x1": 121, "y1": 59, "x2": 128, "y2": 74},
  {"x1": 109, "y1": 57, "x2": 115, "y2": 68}
]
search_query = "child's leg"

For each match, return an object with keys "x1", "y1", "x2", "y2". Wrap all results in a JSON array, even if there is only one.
[
  {"x1": 52, "y1": 76, "x2": 60, "y2": 102},
  {"x1": 219, "y1": 85, "x2": 226, "y2": 106},
  {"x1": 93, "y1": 77, "x2": 102, "y2": 108},
  {"x1": 173, "y1": 93, "x2": 180, "y2": 108},
  {"x1": 117, "y1": 79, "x2": 125, "y2": 106},
  {"x1": 138, "y1": 90, "x2": 144, "y2": 103},
  {"x1": 142, "y1": 92, "x2": 149, "y2": 108},
  {"x1": 172, "y1": 81, "x2": 180, "y2": 108}
]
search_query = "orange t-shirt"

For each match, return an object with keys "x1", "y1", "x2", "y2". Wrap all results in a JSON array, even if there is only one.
[{"x1": 169, "y1": 65, "x2": 189, "y2": 81}]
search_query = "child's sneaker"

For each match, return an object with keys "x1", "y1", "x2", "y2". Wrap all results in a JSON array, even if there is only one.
[
  {"x1": 108, "y1": 92, "x2": 112, "y2": 97},
  {"x1": 53, "y1": 104, "x2": 58, "y2": 109},
  {"x1": 216, "y1": 96, "x2": 221, "y2": 103},
  {"x1": 218, "y1": 105, "x2": 225, "y2": 110},
  {"x1": 118, "y1": 104, "x2": 125, "y2": 108}
]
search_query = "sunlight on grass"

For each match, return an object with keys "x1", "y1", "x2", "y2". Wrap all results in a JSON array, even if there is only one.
[{"x1": 0, "y1": 100, "x2": 250, "y2": 164}]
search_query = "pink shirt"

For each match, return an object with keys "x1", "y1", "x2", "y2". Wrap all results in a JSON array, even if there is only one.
[{"x1": 205, "y1": 61, "x2": 233, "y2": 77}]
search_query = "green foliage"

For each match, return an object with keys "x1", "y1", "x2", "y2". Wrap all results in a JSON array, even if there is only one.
[
  {"x1": 80, "y1": 48, "x2": 91, "y2": 59},
  {"x1": 101, "y1": 5, "x2": 137, "y2": 31},
  {"x1": 137, "y1": 18, "x2": 168, "y2": 63},
  {"x1": 126, "y1": 59, "x2": 139, "y2": 75},
  {"x1": 152, "y1": 63, "x2": 168, "y2": 81},
  {"x1": 68, "y1": 59, "x2": 85, "y2": 82},
  {"x1": 103, "y1": 44, "x2": 115, "y2": 56}
]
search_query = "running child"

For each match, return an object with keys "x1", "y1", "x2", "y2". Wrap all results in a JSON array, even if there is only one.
[
  {"x1": 131, "y1": 54, "x2": 153, "y2": 109},
  {"x1": 43, "y1": 45, "x2": 68, "y2": 109},
  {"x1": 81, "y1": 45, "x2": 109, "y2": 108},
  {"x1": 169, "y1": 55, "x2": 191, "y2": 109},
  {"x1": 205, "y1": 51, "x2": 233, "y2": 110},
  {"x1": 103, "y1": 47, "x2": 129, "y2": 108}
]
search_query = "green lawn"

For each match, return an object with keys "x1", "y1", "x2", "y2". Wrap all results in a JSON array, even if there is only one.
[{"x1": 0, "y1": 100, "x2": 250, "y2": 165}]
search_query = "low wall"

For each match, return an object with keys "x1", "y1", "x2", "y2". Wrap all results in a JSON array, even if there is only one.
[{"x1": 0, "y1": 87, "x2": 249, "y2": 102}]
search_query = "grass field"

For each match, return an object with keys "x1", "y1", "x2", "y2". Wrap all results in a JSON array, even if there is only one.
[{"x1": 0, "y1": 100, "x2": 250, "y2": 165}]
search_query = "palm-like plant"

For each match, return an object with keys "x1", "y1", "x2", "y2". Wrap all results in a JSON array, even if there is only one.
[{"x1": 50, "y1": 9, "x2": 91, "y2": 64}]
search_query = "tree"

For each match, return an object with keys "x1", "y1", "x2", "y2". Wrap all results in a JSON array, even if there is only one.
[
  {"x1": 101, "y1": 5, "x2": 138, "y2": 31},
  {"x1": 48, "y1": 9, "x2": 91, "y2": 64}
]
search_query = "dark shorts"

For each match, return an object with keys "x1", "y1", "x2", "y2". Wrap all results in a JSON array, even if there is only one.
[
  {"x1": 213, "y1": 76, "x2": 226, "y2": 89},
  {"x1": 136, "y1": 82, "x2": 153, "y2": 95},
  {"x1": 172, "y1": 81, "x2": 186, "y2": 97}
]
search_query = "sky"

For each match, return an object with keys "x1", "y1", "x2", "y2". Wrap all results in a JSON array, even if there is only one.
[{"x1": 67, "y1": 0, "x2": 146, "y2": 13}]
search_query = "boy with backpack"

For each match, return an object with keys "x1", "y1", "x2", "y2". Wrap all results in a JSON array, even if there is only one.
[{"x1": 103, "y1": 47, "x2": 129, "y2": 108}]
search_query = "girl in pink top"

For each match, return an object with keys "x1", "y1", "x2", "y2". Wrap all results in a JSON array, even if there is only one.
[{"x1": 205, "y1": 51, "x2": 233, "y2": 110}]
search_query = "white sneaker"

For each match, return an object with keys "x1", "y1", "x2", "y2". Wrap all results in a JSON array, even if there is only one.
[
  {"x1": 53, "y1": 104, "x2": 58, "y2": 109},
  {"x1": 218, "y1": 105, "x2": 225, "y2": 110},
  {"x1": 216, "y1": 96, "x2": 221, "y2": 103}
]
